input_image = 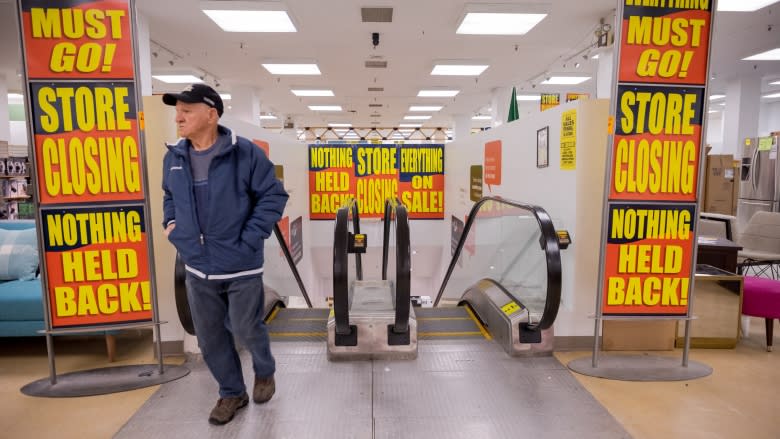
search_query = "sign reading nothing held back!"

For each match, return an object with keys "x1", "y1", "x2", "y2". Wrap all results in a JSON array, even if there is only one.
[
  {"x1": 41, "y1": 205, "x2": 153, "y2": 327},
  {"x1": 603, "y1": 203, "x2": 694, "y2": 315}
]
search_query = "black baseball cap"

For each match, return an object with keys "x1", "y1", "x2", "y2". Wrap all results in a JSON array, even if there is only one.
[{"x1": 163, "y1": 83, "x2": 224, "y2": 117}]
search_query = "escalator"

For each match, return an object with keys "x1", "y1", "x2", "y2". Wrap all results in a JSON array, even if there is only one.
[
  {"x1": 174, "y1": 195, "x2": 564, "y2": 357},
  {"x1": 430, "y1": 196, "x2": 564, "y2": 355}
]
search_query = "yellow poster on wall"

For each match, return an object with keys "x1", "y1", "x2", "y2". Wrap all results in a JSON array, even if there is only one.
[{"x1": 560, "y1": 109, "x2": 577, "y2": 170}]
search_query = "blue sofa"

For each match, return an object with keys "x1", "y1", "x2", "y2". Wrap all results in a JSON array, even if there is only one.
[{"x1": 0, "y1": 220, "x2": 116, "y2": 361}]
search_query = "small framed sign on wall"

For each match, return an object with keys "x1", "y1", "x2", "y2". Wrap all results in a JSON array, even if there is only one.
[{"x1": 537, "y1": 126, "x2": 549, "y2": 168}]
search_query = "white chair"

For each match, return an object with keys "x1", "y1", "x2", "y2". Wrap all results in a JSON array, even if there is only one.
[{"x1": 736, "y1": 211, "x2": 780, "y2": 278}]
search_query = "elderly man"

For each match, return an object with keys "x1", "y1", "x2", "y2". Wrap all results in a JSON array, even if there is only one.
[{"x1": 161, "y1": 83, "x2": 288, "y2": 425}]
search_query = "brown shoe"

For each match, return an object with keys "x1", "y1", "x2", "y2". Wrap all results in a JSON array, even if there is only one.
[
  {"x1": 253, "y1": 375, "x2": 275, "y2": 403},
  {"x1": 208, "y1": 393, "x2": 248, "y2": 425}
]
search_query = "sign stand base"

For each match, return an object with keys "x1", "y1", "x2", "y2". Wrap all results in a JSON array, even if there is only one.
[
  {"x1": 20, "y1": 364, "x2": 189, "y2": 397},
  {"x1": 567, "y1": 354, "x2": 711, "y2": 381}
]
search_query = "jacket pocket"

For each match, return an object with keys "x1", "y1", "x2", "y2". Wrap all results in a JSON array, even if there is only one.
[
  {"x1": 208, "y1": 237, "x2": 261, "y2": 272},
  {"x1": 167, "y1": 227, "x2": 203, "y2": 265}
]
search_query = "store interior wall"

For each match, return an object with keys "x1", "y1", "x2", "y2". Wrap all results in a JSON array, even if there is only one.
[{"x1": 441, "y1": 99, "x2": 610, "y2": 337}]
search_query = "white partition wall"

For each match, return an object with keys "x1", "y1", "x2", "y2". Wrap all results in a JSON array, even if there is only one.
[{"x1": 441, "y1": 99, "x2": 610, "y2": 337}]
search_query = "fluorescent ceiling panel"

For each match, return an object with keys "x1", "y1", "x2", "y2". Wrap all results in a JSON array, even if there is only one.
[
  {"x1": 418, "y1": 89, "x2": 460, "y2": 97},
  {"x1": 431, "y1": 64, "x2": 489, "y2": 76},
  {"x1": 763, "y1": 92, "x2": 780, "y2": 98},
  {"x1": 770, "y1": 80, "x2": 780, "y2": 85},
  {"x1": 309, "y1": 105, "x2": 342, "y2": 111},
  {"x1": 153, "y1": 74, "x2": 204, "y2": 83},
  {"x1": 541, "y1": 76, "x2": 591, "y2": 85},
  {"x1": 409, "y1": 106, "x2": 443, "y2": 111},
  {"x1": 404, "y1": 115, "x2": 432, "y2": 120},
  {"x1": 456, "y1": 12, "x2": 546, "y2": 35},
  {"x1": 328, "y1": 123, "x2": 351, "y2": 127},
  {"x1": 262, "y1": 63, "x2": 321, "y2": 75},
  {"x1": 516, "y1": 94, "x2": 541, "y2": 101},
  {"x1": 717, "y1": 0, "x2": 779, "y2": 11},
  {"x1": 472, "y1": 115, "x2": 491, "y2": 120},
  {"x1": 219, "y1": 93, "x2": 231, "y2": 100},
  {"x1": 709, "y1": 94, "x2": 725, "y2": 100},
  {"x1": 259, "y1": 114, "x2": 277, "y2": 119},
  {"x1": 292, "y1": 89, "x2": 334, "y2": 96},
  {"x1": 743, "y1": 48, "x2": 780, "y2": 61},
  {"x1": 202, "y1": 9, "x2": 296, "y2": 32},
  {"x1": 399, "y1": 123, "x2": 421, "y2": 127}
]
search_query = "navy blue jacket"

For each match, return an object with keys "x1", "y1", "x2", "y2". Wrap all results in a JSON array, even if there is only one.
[{"x1": 162, "y1": 126, "x2": 289, "y2": 278}]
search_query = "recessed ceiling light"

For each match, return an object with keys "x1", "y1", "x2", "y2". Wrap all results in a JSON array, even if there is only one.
[
  {"x1": 456, "y1": 12, "x2": 546, "y2": 35},
  {"x1": 709, "y1": 94, "x2": 725, "y2": 100},
  {"x1": 152, "y1": 74, "x2": 204, "y2": 83},
  {"x1": 763, "y1": 92, "x2": 780, "y2": 99},
  {"x1": 409, "y1": 106, "x2": 443, "y2": 111},
  {"x1": 291, "y1": 89, "x2": 334, "y2": 96},
  {"x1": 399, "y1": 123, "x2": 421, "y2": 128},
  {"x1": 431, "y1": 64, "x2": 489, "y2": 76},
  {"x1": 472, "y1": 115, "x2": 492, "y2": 120},
  {"x1": 418, "y1": 89, "x2": 460, "y2": 97},
  {"x1": 541, "y1": 76, "x2": 591, "y2": 85},
  {"x1": 259, "y1": 114, "x2": 277, "y2": 120},
  {"x1": 516, "y1": 94, "x2": 541, "y2": 101},
  {"x1": 743, "y1": 48, "x2": 780, "y2": 61},
  {"x1": 309, "y1": 105, "x2": 342, "y2": 111},
  {"x1": 262, "y1": 63, "x2": 321, "y2": 75},
  {"x1": 591, "y1": 54, "x2": 600, "y2": 59},
  {"x1": 202, "y1": 9, "x2": 296, "y2": 32},
  {"x1": 328, "y1": 123, "x2": 351, "y2": 127},
  {"x1": 219, "y1": 93, "x2": 231, "y2": 100},
  {"x1": 717, "y1": 0, "x2": 779, "y2": 11},
  {"x1": 404, "y1": 115, "x2": 432, "y2": 120}
]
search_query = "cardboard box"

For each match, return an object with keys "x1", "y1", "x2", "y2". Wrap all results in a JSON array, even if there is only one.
[
  {"x1": 602, "y1": 320, "x2": 676, "y2": 350},
  {"x1": 703, "y1": 154, "x2": 737, "y2": 215}
]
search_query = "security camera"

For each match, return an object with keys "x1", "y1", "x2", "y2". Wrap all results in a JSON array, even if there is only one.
[{"x1": 372, "y1": 32, "x2": 379, "y2": 48}]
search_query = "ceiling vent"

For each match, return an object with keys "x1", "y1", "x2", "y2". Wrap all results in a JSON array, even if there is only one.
[
  {"x1": 361, "y1": 7, "x2": 393, "y2": 23},
  {"x1": 370, "y1": 113, "x2": 381, "y2": 117},
  {"x1": 365, "y1": 60, "x2": 388, "y2": 68},
  {"x1": 368, "y1": 87, "x2": 384, "y2": 92},
  {"x1": 368, "y1": 103, "x2": 383, "y2": 108}
]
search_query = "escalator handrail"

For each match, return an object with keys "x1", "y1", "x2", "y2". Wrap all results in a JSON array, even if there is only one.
[
  {"x1": 273, "y1": 223, "x2": 312, "y2": 307},
  {"x1": 333, "y1": 198, "x2": 359, "y2": 335},
  {"x1": 382, "y1": 198, "x2": 411, "y2": 333},
  {"x1": 433, "y1": 196, "x2": 561, "y2": 331}
]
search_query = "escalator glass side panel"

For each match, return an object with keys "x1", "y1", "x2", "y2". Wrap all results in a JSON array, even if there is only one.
[{"x1": 436, "y1": 197, "x2": 562, "y2": 331}]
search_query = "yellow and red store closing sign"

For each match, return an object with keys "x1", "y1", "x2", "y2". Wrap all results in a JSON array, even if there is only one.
[
  {"x1": 41, "y1": 205, "x2": 153, "y2": 327},
  {"x1": 599, "y1": 1, "x2": 713, "y2": 317},
  {"x1": 603, "y1": 203, "x2": 694, "y2": 316},
  {"x1": 30, "y1": 81, "x2": 144, "y2": 204},
  {"x1": 20, "y1": 0, "x2": 135, "y2": 79},
  {"x1": 18, "y1": 0, "x2": 154, "y2": 329},
  {"x1": 309, "y1": 144, "x2": 444, "y2": 220}
]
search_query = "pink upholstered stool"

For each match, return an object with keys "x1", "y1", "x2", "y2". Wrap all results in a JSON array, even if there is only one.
[{"x1": 742, "y1": 276, "x2": 780, "y2": 351}]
